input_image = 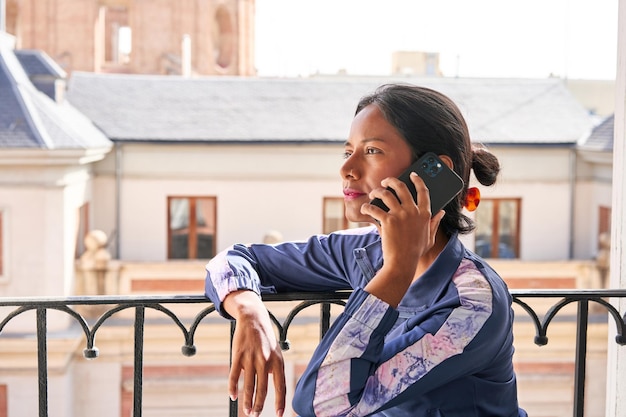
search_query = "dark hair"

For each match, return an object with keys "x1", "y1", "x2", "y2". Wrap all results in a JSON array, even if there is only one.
[{"x1": 356, "y1": 83, "x2": 500, "y2": 236}]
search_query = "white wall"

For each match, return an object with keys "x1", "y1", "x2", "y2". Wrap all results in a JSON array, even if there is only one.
[
  {"x1": 0, "y1": 187, "x2": 64, "y2": 296},
  {"x1": 0, "y1": 155, "x2": 98, "y2": 331},
  {"x1": 73, "y1": 360, "x2": 122, "y2": 417},
  {"x1": 468, "y1": 146, "x2": 575, "y2": 260},
  {"x1": 92, "y1": 143, "x2": 590, "y2": 262},
  {"x1": 3, "y1": 375, "x2": 40, "y2": 416},
  {"x1": 97, "y1": 143, "x2": 345, "y2": 261},
  {"x1": 572, "y1": 180, "x2": 613, "y2": 259},
  {"x1": 572, "y1": 151, "x2": 614, "y2": 260}
]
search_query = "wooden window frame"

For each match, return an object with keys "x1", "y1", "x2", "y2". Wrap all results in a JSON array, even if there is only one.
[
  {"x1": 475, "y1": 198, "x2": 521, "y2": 259},
  {"x1": 167, "y1": 196, "x2": 217, "y2": 260},
  {"x1": 598, "y1": 206, "x2": 612, "y2": 239},
  {"x1": 323, "y1": 197, "x2": 350, "y2": 233},
  {"x1": 322, "y1": 197, "x2": 369, "y2": 234}
]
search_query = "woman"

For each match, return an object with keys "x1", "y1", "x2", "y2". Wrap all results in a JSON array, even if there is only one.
[{"x1": 205, "y1": 84, "x2": 527, "y2": 417}]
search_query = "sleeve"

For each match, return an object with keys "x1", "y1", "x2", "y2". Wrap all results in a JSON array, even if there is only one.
[
  {"x1": 293, "y1": 289, "x2": 399, "y2": 417},
  {"x1": 293, "y1": 264, "x2": 499, "y2": 417},
  {"x1": 204, "y1": 232, "x2": 370, "y2": 317}
]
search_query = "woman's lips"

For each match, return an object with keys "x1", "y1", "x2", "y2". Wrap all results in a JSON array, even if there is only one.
[{"x1": 343, "y1": 188, "x2": 367, "y2": 201}]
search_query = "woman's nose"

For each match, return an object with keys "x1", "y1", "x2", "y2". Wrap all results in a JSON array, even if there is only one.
[{"x1": 340, "y1": 158, "x2": 358, "y2": 179}]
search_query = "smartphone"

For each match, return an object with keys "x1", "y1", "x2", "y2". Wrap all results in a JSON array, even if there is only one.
[{"x1": 370, "y1": 152, "x2": 464, "y2": 214}]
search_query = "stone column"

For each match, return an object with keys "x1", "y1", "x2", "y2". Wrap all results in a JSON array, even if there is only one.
[
  {"x1": 79, "y1": 230, "x2": 111, "y2": 295},
  {"x1": 78, "y1": 230, "x2": 113, "y2": 317}
]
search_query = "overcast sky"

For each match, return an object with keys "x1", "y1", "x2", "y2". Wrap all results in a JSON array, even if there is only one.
[{"x1": 254, "y1": 0, "x2": 618, "y2": 80}]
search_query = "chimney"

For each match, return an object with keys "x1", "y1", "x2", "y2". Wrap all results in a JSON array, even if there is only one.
[{"x1": 181, "y1": 34, "x2": 191, "y2": 77}]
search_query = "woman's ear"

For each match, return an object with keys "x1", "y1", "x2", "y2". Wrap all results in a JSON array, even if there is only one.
[{"x1": 438, "y1": 154, "x2": 454, "y2": 170}]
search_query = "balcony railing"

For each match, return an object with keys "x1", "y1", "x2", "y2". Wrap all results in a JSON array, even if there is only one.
[{"x1": 1, "y1": 290, "x2": 625, "y2": 417}]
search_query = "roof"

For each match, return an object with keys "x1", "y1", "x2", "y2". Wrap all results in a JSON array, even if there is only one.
[
  {"x1": 14, "y1": 49, "x2": 67, "y2": 79},
  {"x1": 65, "y1": 72, "x2": 594, "y2": 145},
  {"x1": 0, "y1": 33, "x2": 112, "y2": 150},
  {"x1": 578, "y1": 114, "x2": 614, "y2": 152},
  {"x1": 14, "y1": 49, "x2": 67, "y2": 100}
]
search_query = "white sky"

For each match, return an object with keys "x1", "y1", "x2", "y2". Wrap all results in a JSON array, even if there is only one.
[{"x1": 254, "y1": 0, "x2": 618, "y2": 80}]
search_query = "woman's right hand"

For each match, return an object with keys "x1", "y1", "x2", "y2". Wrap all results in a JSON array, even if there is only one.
[
  {"x1": 362, "y1": 173, "x2": 444, "y2": 307},
  {"x1": 224, "y1": 290, "x2": 286, "y2": 417}
]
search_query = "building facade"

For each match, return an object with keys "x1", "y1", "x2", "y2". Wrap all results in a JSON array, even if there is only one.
[{"x1": 4, "y1": 0, "x2": 255, "y2": 76}]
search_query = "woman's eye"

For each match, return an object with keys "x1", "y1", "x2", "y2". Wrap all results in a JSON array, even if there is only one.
[
  {"x1": 342, "y1": 151, "x2": 352, "y2": 159},
  {"x1": 365, "y1": 147, "x2": 380, "y2": 154}
]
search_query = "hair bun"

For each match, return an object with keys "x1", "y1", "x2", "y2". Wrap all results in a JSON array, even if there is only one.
[{"x1": 471, "y1": 146, "x2": 500, "y2": 186}]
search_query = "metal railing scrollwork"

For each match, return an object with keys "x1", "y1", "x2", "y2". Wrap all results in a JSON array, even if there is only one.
[{"x1": 1, "y1": 290, "x2": 625, "y2": 417}]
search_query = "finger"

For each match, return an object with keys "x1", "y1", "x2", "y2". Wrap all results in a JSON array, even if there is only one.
[
  {"x1": 431, "y1": 209, "x2": 445, "y2": 227},
  {"x1": 242, "y1": 367, "x2": 256, "y2": 415},
  {"x1": 228, "y1": 364, "x2": 241, "y2": 401},
  {"x1": 360, "y1": 201, "x2": 385, "y2": 224},
  {"x1": 375, "y1": 186, "x2": 402, "y2": 208},
  {"x1": 252, "y1": 371, "x2": 268, "y2": 416},
  {"x1": 272, "y1": 363, "x2": 287, "y2": 417},
  {"x1": 430, "y1": 210, "x2": 445, "y2": 242},
  {"x1": 367, "y1": 183, "x2": 402, "y2": 214},
  {"x1": 409, "y1": 173, "x2": 432, "y2": 213},
  {"x1": 381, "y1": 177, "x2": 410, "y2": 204}
]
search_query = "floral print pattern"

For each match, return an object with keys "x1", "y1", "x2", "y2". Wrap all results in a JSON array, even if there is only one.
[{"x1": 313, "y1": 259, "x2": 493, "y2": 416}]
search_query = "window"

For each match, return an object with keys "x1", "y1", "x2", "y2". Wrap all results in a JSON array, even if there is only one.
[
  {"x1": 597, "y1": 206, "x2": 612, "y2": 286},
  {"x1": 99, "y1": 5, "x2": 131, "y2": 65},
  {"x1": 322, "y1": 197, "x2": 369, "y2": 234},
  {"x1": 213, "y1": 6, "x2": 234, "y2": 69},
  {"x1": 168, "y1": 197, "x2": 216, "y2": 259},
  {"x1": 117, "y1": 26, "x2": 132, "y2": 64},
  {"x1": 474, "y1": 198, "x2": 520, "y2": 259},
  {"x1": 598, "y1": 206, "x2": 612, "y2": 245}
]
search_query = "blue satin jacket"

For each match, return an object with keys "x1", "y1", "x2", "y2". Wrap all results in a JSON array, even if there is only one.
[{"x1": 205, "y1": 226, "x2": 527, "y2": 417}]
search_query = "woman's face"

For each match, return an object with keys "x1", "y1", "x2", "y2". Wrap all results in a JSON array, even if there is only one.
[{"x1": 340, "y1": 104, "x2": 414, "y2": 223}]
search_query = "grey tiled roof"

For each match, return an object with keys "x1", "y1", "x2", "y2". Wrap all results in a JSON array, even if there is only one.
[
  {"x1": 15, "y1": 49, "x2": 67, "y2": 100},
  {"x1": 66, "y1": 72, "x2": 594, "y2": 145},
  {"x1": 0, "y1": 34, "x2": 112, "y2": 150},
  {"x1": 579, "y1": 114, "x2": 614, "y2": 152},
  {"x1": 0, "y1": 55, "x2": 40, "y2": 147},
  {"x1": 15, "y1": 49, "x2": 67, "y2": 79}
]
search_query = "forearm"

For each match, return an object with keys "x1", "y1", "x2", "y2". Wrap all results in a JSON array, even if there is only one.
[
  {"x1": 223, "y1": 289, "x2": 268, "y2": 321},
  {"x1": 205, "y1": 239, "x2": 355, "y2": 318}
]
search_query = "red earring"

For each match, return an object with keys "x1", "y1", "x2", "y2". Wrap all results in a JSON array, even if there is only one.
[{"x1": 464, "y1": 187, "x2": 480, "y2": 211}]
